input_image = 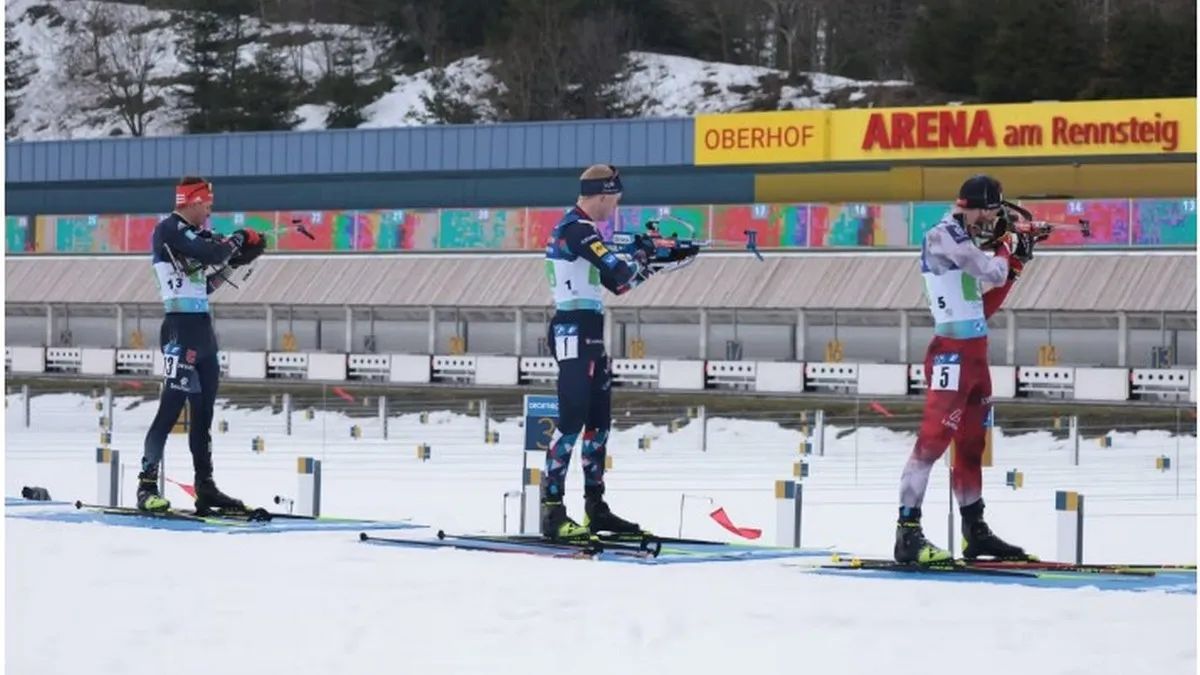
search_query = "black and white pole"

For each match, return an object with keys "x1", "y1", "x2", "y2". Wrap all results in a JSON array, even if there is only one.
[
  {"x1": 297, "y1": 457, "x2": 322, "y2": 517},
  {"x1": 103, "y1": 386, "x2": 114, "y2": 431},
  {"x1": 1069, "y1": 415, "x2": 1080, "y2": 466},
  {"x1": 774, "y1": 479, "x2": 803, "y2": 548},
  {"x1": 283, "y1": 393, "x2": 293, "y2": 436},
  {"x1": 813, "y1": 410, "x2": 825, "y2": 456},
  {"x1": 96, "y1": 448, "x2": 120, "y2": 507},
  {"x1": 480, "y1": 399, "x2": 489, "y2": 443},
  {"x1": 1055, "y1": 490, "x2": 1084, "y2": 564},
  {"x1": 521, "y1": 467, "x2": 541, "y2": 534},
  {"x1": 379, "y1": 394, "x2": 388, "y2": 440}
]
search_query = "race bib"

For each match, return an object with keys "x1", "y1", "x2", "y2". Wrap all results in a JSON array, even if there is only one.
[
  {"x1": 163, "y1": 353, "x2": 179, "y2": 379},
  {"x1": 931, "y1": 353, "x2": 961, "y2": 391},
  {"x1": 553, "y1": 324, "x2": 579, "y2": 361},
  {"x1": 163, "y1": 343, "x2": 200, "y2": 393}
]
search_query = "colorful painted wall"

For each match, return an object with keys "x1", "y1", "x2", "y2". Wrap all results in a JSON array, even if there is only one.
[{"x1": 8, "y1": 198, "x2": 1195, "y2": 254}]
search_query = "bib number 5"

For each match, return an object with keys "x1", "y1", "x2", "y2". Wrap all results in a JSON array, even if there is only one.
[{"x1": 931, "y1": 363, "x2": 961, "y2": 391}]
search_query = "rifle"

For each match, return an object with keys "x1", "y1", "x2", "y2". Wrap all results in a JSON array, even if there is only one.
[
  {"x1": 1000, "y1": 200, "x2": 1092, "y2": 241},
  {"x1": 607, "y1": 213, "x2": 764, "y2": 273}
]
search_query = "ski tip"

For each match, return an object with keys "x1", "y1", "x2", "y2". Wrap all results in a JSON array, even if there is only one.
[{"x1": 358, "y1": 532, "x2": 369, "y2": 542}]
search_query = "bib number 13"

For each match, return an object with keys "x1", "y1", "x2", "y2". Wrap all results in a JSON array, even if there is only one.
[
  {"x1": 163, "y1": 354, "x2": 179, "y2": 379},
  {"x1": 932, "y1": 363, "x2": 961, "y2": 391}
]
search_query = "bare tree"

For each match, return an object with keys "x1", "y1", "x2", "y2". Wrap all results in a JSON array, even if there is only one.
[
  {"x1": 762, "y1": 0, "x2": 807, "y2": 78},
  {"x1": 665, "y1": 0, "x2": 761, "y2": 64},
  {"x1": 403, "y1": 1, "x2": 447, "y2": 66},
  {"x1": 566, "y1": 8, "x2": 637, "y2": 118},
  {"x1": 60, "y1": 3, "x2": 169, "y2": 136},
  {"x1": 488, "y1": 0, "x2": 575, "y2": 121}
]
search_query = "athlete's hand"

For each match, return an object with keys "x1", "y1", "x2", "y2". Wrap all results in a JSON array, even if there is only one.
[
  {"x1": 632, "y1": 248, "x2": 656, "y2": 280},
  {"x1": 228, "y1": 229, "x2": 266, "y2": 268},
  {"x1": 1012, "y1": 230, "x2": 1035, "y2": 263}
]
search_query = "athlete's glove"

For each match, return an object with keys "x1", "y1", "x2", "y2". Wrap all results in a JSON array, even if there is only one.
[
  {"x1": 994, "y1": 238, "x2": 1024, "y2": 282},
  {"x1": 631, "y1": 248, "x2": 656, "y2": 282},
  {"x1": 1012, "y1": 230, "x2": 1035, "y2": 263},
  {"x1": 227, "y1": 228, "x2": 265, "y2": 268}
]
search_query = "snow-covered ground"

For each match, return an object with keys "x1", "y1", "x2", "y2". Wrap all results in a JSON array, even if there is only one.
[
  {"x1": 6, "y1": 0, "x2": 907, "y2": 141},
  {"x1": 5, "y1": 392, "x2": 1197, "y2": 674}
]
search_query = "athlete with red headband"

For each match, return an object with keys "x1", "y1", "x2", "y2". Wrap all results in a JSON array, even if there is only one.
[
  {"x1": 136, "y1": 176, "x2": 265, "y2": 513},
  {"x1": 893, "y1": 175, "x2": 1036, "y2": 564}
]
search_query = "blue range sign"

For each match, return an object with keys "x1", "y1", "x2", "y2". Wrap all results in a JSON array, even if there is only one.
[{"x1": 523, "y1": 395, "x2": 558, "y2": 451}]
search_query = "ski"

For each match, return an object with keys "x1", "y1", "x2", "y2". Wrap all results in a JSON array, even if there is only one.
[
  {"x1": 360, "y1": 532, "x2": 656, "y2": 560},
  {"x1": 435, "y1": 530, "x2": 661, "y2": 557},
  {"x1": 821, "y1": 555, "x2": 1189, "y2": 578},
  {"x1": 820, "y1": 556, "x2": 1040, "y2": 578},
  {"x1": 593, "y1": 532, "x2": 727, "y2": 547},
  {"x1": 961, "y1": 560, "x2": 1189, "y2": 576},
  {"x1": 74, "y1": 500, "x2": 276, "y2": 523},
  {"x1": 360, "y1": 532, "x2": 599, "y2": 559}
]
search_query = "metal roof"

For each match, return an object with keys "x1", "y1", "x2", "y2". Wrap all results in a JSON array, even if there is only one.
[
  {"x1": 5, "y1": 119, "x2": 694, "y2": 184},
  {"x1": 6, "y1": 251, "x2": 1195, "y2": 312}
]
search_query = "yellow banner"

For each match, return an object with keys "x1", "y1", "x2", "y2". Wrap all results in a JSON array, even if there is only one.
[
  {"x1": 694, "y1": 98, "x2": 1195, "y2": 165},
  {"x1": 831, "y1": 98, "x2": 1195, "y2": 162},
  {"x1": 694, "y1": 110, "x2": 828, "y2": 165}
]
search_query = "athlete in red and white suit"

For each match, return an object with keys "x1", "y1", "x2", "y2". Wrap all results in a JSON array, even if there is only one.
[{"x1": 894, "y1": 175, "x2": 1035, "y2": 564}]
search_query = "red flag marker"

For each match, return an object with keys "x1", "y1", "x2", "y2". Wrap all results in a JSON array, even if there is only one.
[
  {"x1": 870, "y1": 401, "x2": 894, "y2": 417},
  {"x1": 709, "y1": 507, "x2": 762, "y2": 540},
  {"x1": 332, "y1": 387, "x2": 355, "y2": 404},
  {"x1": 165, "y1": 476, "x2": 196, "y2": 498}
]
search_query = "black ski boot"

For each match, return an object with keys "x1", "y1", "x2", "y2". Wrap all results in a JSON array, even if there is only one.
[
  {"x1": 960, "y1": 500, "x2": 1032, "y2": 561},
  {"x1": 193, "y1": 475, "x2": 245, "y2": 515},
  {"x1": 136, "y1": 470, "x2": 170, "y2": 512},
  {"x1": 894, "y1": 506, "x2": 951, "y2": 564},
  {"x1": 540, "y1": 499, "x2": 589, "y2": 541},
  {"x1": 583, "y1": 485, "x2": 642, "y2": 535}
]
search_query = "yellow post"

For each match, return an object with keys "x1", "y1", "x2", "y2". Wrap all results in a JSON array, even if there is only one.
[
  {"x1": 1037, "y1": 344, "x2": 1058, "y2": 366},
  {"x1": 824, "y1": 340, "x2": 844, "y2": 362},
  {"x1": 629, "y1": 338, "x2": 647, "y2": 359}
]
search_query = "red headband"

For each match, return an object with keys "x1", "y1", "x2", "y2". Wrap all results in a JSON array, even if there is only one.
[{"x1": 175, "y1": 182, "x2": 213, "y2": 207}]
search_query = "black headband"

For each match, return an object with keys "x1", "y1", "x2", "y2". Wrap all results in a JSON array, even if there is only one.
[{"x1": 580, "y1": 166, "x2": 622, "y2": 196}]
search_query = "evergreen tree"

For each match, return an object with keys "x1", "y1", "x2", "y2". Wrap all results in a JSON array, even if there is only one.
[
  {"x1": 418, "y1": 67, "x2": 481, "y2": 125},
  {"x1": 176, "y1": 1, "x2": 302, "y2": 132},
  {"x1": 975, "y1": 0, "x2": 1095, "y2": 102},
  {"x1": 236, "y1": 50, "x2": 300, "y2": 130},
  {"x1": 905, "y1": 0, "x2": 993, "y2": 96},
  {"x1": 1084, "y1": 4, "x2": 1196, "y2": 99},
  {"x1": 176, "y1": 6, "x2": 240, "y2": 132}
]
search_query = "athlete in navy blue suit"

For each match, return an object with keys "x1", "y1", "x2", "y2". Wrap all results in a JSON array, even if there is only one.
[
  {"x1": 540, "y1": 164, "x2": 656, "y2": 539},
  {"x1": 137, "y1": 176, "x2": 264, "y2": 513}
]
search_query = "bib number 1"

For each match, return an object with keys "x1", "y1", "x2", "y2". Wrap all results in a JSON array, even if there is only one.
[{"x1": 555, "y1": 335, "x2": 579, "y2": 361}]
